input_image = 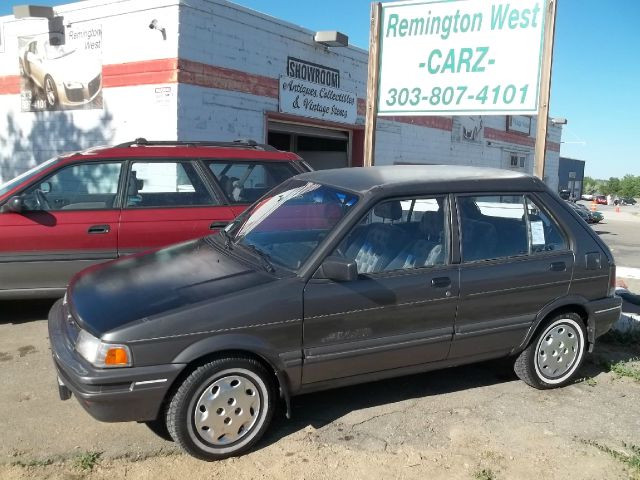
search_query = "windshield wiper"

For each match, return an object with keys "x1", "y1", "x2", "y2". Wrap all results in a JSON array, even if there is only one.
[
  {"x1": 241, "y1": 243, "x2": 275, "y2": 273},
  {"x1": 218, "y1": 228, "x2": 234, "y2": 250}
]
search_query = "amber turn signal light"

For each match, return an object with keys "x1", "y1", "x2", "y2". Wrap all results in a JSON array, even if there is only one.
[{"x1": 104, "y1": 347, "x2": 129, "y2": 366}]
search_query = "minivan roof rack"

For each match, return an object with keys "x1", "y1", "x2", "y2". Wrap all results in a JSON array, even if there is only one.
[{"x1": 115, "y1": 138, "x2": 277, "y2": 151}]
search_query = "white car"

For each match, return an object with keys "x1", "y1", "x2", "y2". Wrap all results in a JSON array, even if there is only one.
[
  {"x1": 581, "y1": 193, "x2": 594, "y2": 201},
  {"x1": 19, "y1": 39, "x2": 102, "y2": 109}
]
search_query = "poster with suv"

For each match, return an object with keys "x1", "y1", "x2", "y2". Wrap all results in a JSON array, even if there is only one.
[{"x1": 18, "y1": 24, "x2": 102, "y2": 112}]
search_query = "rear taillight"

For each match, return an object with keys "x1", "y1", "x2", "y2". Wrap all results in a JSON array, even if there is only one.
[{"x1": 609, "y1": 264, "x2": 617, "y2": 296}]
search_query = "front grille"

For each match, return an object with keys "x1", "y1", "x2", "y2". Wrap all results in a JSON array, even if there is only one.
[{"x1": 64, "y1": 85, "x2": 84, "y2": 102}]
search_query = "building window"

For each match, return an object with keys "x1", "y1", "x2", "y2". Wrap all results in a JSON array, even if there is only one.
[{"x1": 509, "y1": 154, "x2": 526, "y2": 169}]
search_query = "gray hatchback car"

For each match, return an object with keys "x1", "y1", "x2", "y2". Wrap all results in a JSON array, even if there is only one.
[{"x1": 49, "y1": 165, "x2": 621, "y2": 460}]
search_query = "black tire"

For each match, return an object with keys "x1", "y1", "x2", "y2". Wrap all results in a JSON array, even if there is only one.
[
  {"x1": 514, "y1": 312, "x2": 586, "y2": 389},
  {"x1": 44, "y1": 75, "x2": 58, "y2": 110},
  {"x1": 166, "y1": 357, "x2": 275, "y2": 461}
]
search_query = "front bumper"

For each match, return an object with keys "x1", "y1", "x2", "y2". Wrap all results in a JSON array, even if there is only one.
[
  {"x1": 585, "y1": 296, "x2": 623, "y2": 347},
  {"x1": 48, "y1": 299, "x2": 186, "y2": 422}
]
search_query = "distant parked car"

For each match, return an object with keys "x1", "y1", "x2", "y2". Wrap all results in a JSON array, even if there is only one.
[
  {"x1": 581, "y1": 193, "x2": 594, "y2": 201},
  {"x1": 565, "y1": 201, "x2": 603, "y2": 224},
  {"x1": 595, "y1": 195, "x2": 607, "y2": 205},
  {"x1": 559, "y1": 189, "x2": 571, "y2": 200},
  {"x1": 620, "y1": 197, "x2": 637, "y2": 206}
]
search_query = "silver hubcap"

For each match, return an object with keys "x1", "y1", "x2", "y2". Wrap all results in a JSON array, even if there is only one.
[
  {"x1": 46, "y1": 79, "x2": 55, "y2": 105},
  {"x1": 193, "y1": 375, "x2": 261, "y2": 446},
  {"x1": 536, "y1": 322, "x2": 580, "y2": 379}
]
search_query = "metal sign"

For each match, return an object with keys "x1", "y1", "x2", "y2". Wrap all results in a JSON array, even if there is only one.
[
  {"x1": 507, "y1": 115, "x2": 532, "y2": 134},
  {"x1": 287, "y1": 57, "x2": 341, "y2": 88},
  {"x1": 279, "y1": 76, "x2": 357, "y2": 124},
  {"x1": 377, "y1": 0, "x2": 547, "y2": 116}
]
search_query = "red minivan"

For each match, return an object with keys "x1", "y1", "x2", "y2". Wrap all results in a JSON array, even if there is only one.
[{"x1": 0, "y1": 139, "x2": 310, "y2": 299}]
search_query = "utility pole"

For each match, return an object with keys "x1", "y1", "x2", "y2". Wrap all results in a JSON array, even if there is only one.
[
  {"x1": 533, "y1": 0, "x2": 558, "y2": 180},
  {"x1": 363, "y1": 2, "x2": 382, "y2": 167}
]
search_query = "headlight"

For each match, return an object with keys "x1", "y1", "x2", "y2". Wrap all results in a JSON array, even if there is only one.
[{"x1": 75, "y1": 329, "x2": 132, "y2": 368}]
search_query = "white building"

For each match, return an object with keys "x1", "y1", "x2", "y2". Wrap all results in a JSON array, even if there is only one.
[{"x1": 0, "y1": 0, "x2": 562, "y2": 190}]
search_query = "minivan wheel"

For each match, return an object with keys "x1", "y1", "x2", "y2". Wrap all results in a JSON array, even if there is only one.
[
  {"x1": 514, "y1": 313, "x2": 586, "y2": 389},
  {"x1": 166, "y1": 357, "x2": 275, "y2": 461}
]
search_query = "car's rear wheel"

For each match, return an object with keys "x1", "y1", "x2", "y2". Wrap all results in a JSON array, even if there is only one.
[
  {"x1": 166, "y1": 357, "x2": 275, "y2": 461},
  {"x1": 44, "y1": 75, "x2": 58, "y2": 109},
  {"x1": 514, "y1": 312, "x2": 586, "y2": 389}
]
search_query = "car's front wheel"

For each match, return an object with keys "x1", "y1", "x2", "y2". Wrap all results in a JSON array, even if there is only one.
[
  {"x1": 166, "y1": 357, "x2": 275, "y2": 461},
  {"x1": 44, "y1": 75, "x2": 58, "y2": 109},
  {"x1": 514, "y1": 312, "x2": 586, "y2": 389}
]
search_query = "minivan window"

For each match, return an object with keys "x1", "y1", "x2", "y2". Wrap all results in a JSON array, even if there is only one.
[{"x1": 459, "y1": 195, "x2": 528, "y2": 262}]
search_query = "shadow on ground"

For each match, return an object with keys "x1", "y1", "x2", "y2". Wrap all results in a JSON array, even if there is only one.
[
  {"x1": 260, "y1": 357, "x2": 519, "y2": 448},
  {"x1": 0, "y1": 299, "x2": 56, "y2": 324}
]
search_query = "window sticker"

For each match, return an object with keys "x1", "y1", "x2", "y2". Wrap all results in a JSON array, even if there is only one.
[{"x1": 530, "y1": 221, "x2": 545, "y2": 245}]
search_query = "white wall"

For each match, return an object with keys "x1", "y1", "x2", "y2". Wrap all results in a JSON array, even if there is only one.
[
  {"x1": 0, "y1": 0, "x2": 180, "y2": 182},
  {"x1": 176, "y1": 0, "x2": 369, "y2": 142}
]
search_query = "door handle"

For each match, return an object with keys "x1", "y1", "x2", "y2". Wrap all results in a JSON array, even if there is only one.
[
  {"x1": 210, "y1": 221, "x2": 229, "y2": 230},
  {"x1": 431, "y1": 277, "x2": 451, "y2": 288},
  {"x1": 88, "y1": 224, "x2": 110, "y2": 234},
  {"x1": 549, "y1": 261, "x2": 566, "y2": 272}
]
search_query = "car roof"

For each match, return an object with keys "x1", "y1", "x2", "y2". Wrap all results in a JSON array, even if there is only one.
[
  {"x1": 295, "y1": 165, "x2": 547, "y2": 196},
  {"x1": 56, "y1": 141, "x2": 302, "y2": 164}
]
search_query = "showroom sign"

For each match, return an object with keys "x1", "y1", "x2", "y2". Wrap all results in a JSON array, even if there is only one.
[
  {"x1": 377, "y1": 0, "x2": 547, "y2": 116},
  {"x1": 19, "y1": 23, "x2": 103, "y2": 112},
  {"x1": 279, "y1": 76, "x2": 356, "y2": 124},
  {"x1": 287, "y1": 57, "x2": 340, "y2": 89}
]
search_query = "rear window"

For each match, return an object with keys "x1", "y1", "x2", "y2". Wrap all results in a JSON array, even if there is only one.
[{"x1": 207, "y1": 161, "x2": 299, "y2": 204}]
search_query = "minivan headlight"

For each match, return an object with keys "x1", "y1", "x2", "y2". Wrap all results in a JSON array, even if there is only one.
[{"x1": 75, "y1": 330, "x2": 132, "y2": 368}]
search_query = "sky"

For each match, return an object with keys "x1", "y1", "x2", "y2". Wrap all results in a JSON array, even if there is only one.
[{"x1": 1, "y1": 0, "x2": 638, "y2": 179}]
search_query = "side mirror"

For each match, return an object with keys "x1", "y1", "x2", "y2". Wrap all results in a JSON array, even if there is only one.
[
  {"x1": 318, "y1": 256, "x2": 358, "y2": 282},
  {"x1": 2, "y1": 196, "x2": 23, "y2": 213}
]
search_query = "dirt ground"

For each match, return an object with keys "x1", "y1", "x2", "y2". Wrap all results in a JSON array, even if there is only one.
[{"x1": 0, "y1": 307, "x2": 639, "y2": 480}]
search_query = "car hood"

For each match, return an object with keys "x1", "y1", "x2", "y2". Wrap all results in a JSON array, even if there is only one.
[
  {"x1": 46, "y1": 53, "x2": 101, "y2": 84},
  {"x1": 69, "y1": 238, "x2": 273, "y2": 337}
]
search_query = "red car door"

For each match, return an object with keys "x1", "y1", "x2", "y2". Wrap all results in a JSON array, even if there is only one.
[
  {"x1": 118, "y1": 160, "x2": 235, "y2": 255},
  {"x1": 0, "y1": 161, "x2": 123, "y2": 296}
]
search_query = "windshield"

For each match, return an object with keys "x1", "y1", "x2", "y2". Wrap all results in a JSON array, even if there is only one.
[
  {"x1": 44, "y1": 41, "x2": 76, "y2": 60},
  {"x1": 225, "y1": 180, "x2": 359, "y2": 271},
  {"x1": 0, "y1": 157, "x2": 59, "y2": 197}
]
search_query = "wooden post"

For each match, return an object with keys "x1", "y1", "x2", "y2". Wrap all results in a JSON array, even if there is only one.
[
  {"x1": 364, "y1": 2, "x2": 382, "y2": 167},
  {"x1": 533, "y1": 0, "x2": 558, "y2": 180}
]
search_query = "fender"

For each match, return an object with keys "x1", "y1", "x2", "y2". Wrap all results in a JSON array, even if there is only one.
[
  {"x1": 512, "y1": 294, "x2": 591, "y2": 354},
  {"x1": 172, "y1": 333, "x2": 302, "y2": 418}
]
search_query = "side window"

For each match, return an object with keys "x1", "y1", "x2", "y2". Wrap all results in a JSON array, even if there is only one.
[
  {"x1": 333, "y1": 196, "x2": 448, "y2": 274},
  {"x1": 23, "y1": 162, "x2": 122, "y2": 211},
  {"x1": 126, "y1": 161, "x2": 218, "y2": 208},
  {"x1": 459, "y1": 195, "x2": 528, "y2": 262},
  {"x1": 525, "y1": 197, "x2": 568, "y2": 253},
  {"x1": 208, "y1": 161, "x2": 299, "y2": 204}
]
